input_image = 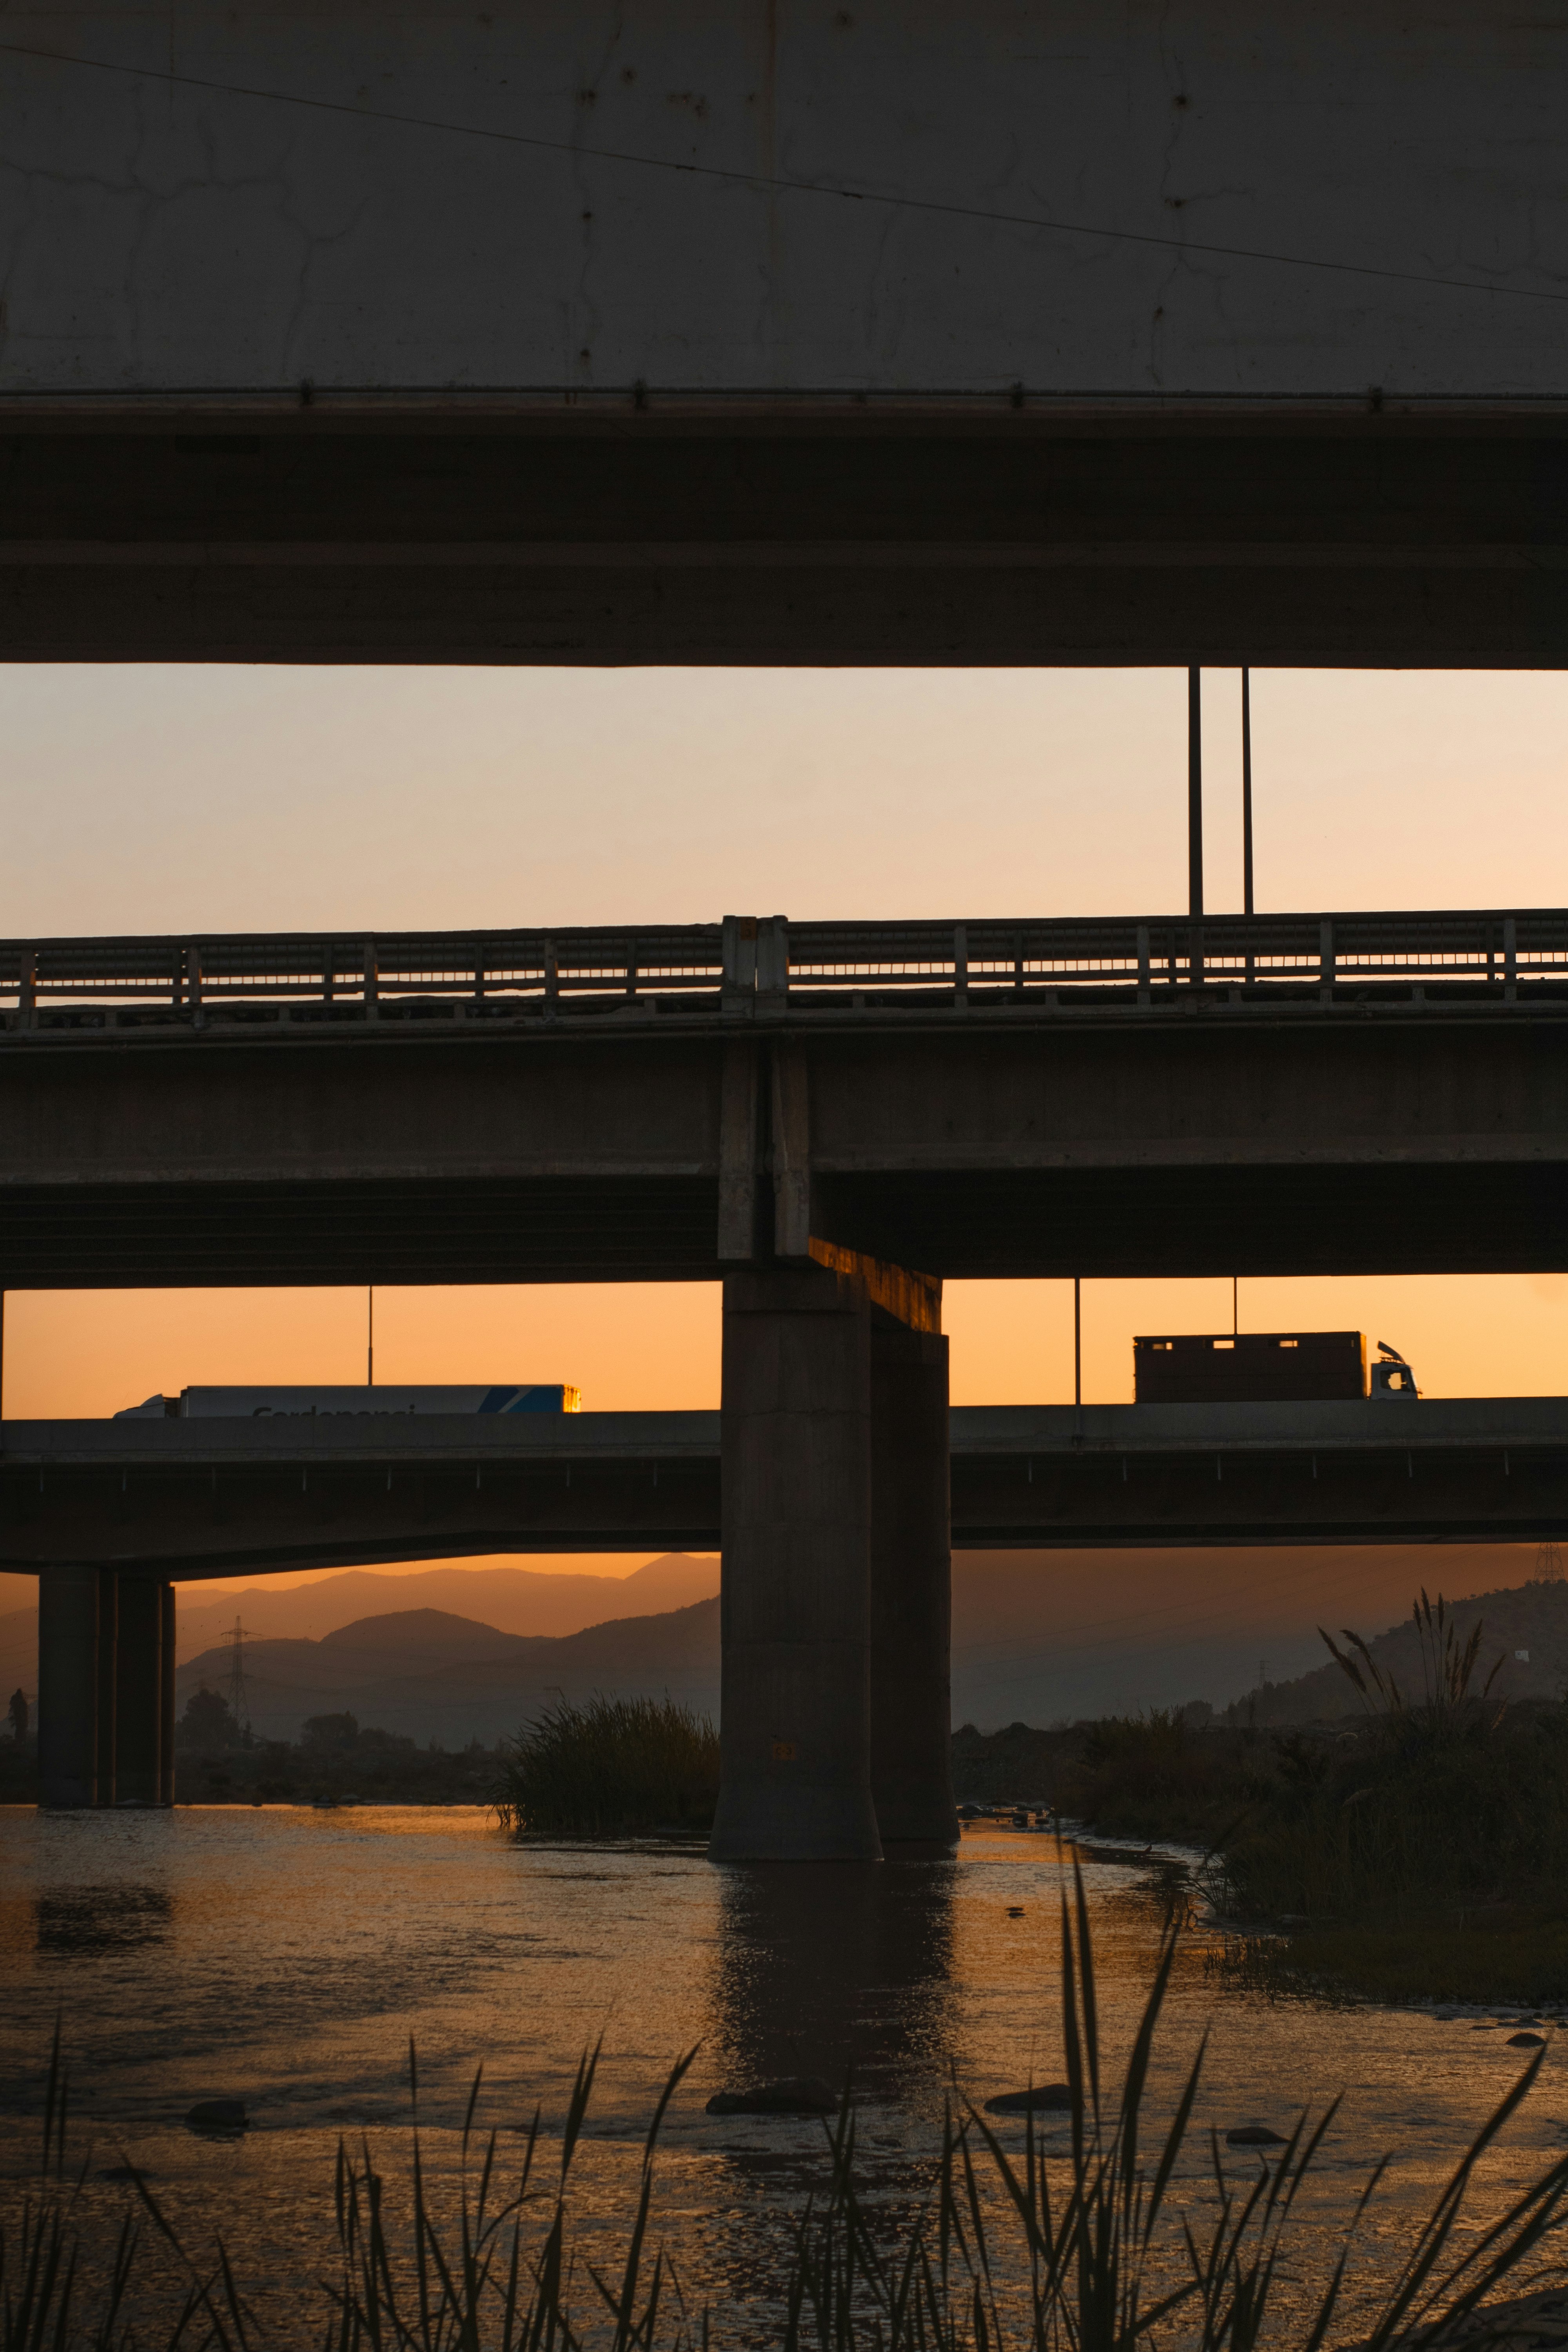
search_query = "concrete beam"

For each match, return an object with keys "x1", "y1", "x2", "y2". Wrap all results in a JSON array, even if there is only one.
[
  {"x1": 5, "y1": 993, "x2": 1568, "y2": 1284},
  {"x1": 6, "y1": 421, "x2": 1568, "y2": 667}
]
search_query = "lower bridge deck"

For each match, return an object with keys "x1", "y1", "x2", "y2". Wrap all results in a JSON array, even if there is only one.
[{"x1": 4, "y1": 1397, "x2": 1563, "y2": 1577}]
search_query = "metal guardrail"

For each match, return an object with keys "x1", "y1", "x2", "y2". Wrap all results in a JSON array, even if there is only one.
[{"x1": 2, "y1": 910, "x2": 1565, "y2": 1029}]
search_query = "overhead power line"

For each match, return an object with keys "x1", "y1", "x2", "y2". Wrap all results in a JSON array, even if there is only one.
[{"x1": 5, "y1": 41, "x2": 1568, "y2": 310}]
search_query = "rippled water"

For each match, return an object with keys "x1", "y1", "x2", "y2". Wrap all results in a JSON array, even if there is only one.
[{"x1": 2, "y1": 1806, "x2": 1564, "y2": 2341}]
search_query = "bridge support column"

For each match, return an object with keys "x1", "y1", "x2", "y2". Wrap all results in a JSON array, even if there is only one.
[
  {"x1": 870, "y1": 1323, "x2": 959, "y2": 1854},
  {"x1": 710, "y1": 1260, "x2": 882, "y2": 1862},
  {"x1": 160, "y1": 1583, "x2": 176, "y2": 1807},
  {"x1": 115, "y1": 1577, "x2": 166, "y2": 1806},
  {"x1": 711, "y1": 1245, "x2": 946, "y2": 1864},
  {"x1": 38, "y1": 1566, "x2": 116, "y2": 1808}
]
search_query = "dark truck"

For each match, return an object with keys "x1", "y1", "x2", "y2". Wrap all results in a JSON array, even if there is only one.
[{"x1": 1133, "y1": 1331, "x2": 1418, "y2": 1404}]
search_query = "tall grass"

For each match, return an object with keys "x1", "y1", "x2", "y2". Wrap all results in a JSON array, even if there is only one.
[
  {"x1": 9, "y1": 1868, "x2": 1568, "y2": 2348},
  {"x1": 1212, "y1": 1593, "x2": 1568, "y2": 1929},
  {"x1": 1039, "y1": 1595, "x2": 1568, "y2": 1951},
  {"x1": 491, "y1": 1695, "x2": 720, "y2": 1836}
]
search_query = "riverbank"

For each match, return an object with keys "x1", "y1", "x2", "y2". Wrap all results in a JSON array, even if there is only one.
[{"x1": 953, "y1": 1696, "x2": 1568, "y2": 2004}]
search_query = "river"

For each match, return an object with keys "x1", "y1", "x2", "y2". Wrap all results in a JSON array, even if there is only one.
[{"x1": 1, "y1": 1805, "x2": 1563, "y2": 2343}]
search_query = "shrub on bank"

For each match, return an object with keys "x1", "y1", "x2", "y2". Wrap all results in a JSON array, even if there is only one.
[{"x1": 493, "y1": 1693, "x2": 720, "y2": 1835}]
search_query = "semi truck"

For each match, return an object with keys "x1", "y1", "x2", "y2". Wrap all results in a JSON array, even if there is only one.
[
  {"x1": 115, "y1": 1384, "x2": 581, "y2": 1419},
  {"x1": 1132, "y1": 1332, "x2": 1418, "y2": 1405}
]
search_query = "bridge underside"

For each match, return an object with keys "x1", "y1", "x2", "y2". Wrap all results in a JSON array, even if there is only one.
[
  {"x1": 5, "y1": 979, "x2": 1568, "y2": 1285},
  {"x1": 7, "y1": 412, "x2": 1568, "y2": 667},
  {"x1": 8, "y1": 1402, "x2": 1563, "y2": 1578},
  {"x1": 4, "y1": 1159, "x2": 1567, "y2": 1287}
]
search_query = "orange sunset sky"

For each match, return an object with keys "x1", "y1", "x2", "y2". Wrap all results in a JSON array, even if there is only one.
[{"x1": 6, "y1": 662, "x2": 1566, "y2": 1597}]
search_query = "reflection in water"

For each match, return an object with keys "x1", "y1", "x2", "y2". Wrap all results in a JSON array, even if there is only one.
[
  {"x1": 709, "y1": 1861, "x2": 959, "y2": 2109},
  {"x1": 36, "y1": 1884, "x2": 172, "y2": 1956},
  {"x1": 2, "y1": 1809, "x2": 1563, "y2": 2340}
]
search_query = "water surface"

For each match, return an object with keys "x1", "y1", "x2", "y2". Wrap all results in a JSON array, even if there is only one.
[{"x1": 2, "y1": 1807, "x2": 1563, "y2": 2340}]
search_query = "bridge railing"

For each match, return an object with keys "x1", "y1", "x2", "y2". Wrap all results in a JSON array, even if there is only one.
[
  {"x1": 0, "y1": 925, "x2": 728, "y2": 1019},
  {"x1": 3, "y1": 910, "x2": 1567, "y2": 1027},
  {"x1": 785, "y1": 911, "x2": 1568, "y2": 997}
]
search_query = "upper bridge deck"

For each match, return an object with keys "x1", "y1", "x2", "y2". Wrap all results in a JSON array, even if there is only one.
[{"x1": 2, "y1": 909, "x2": 1565, "y2": 1289}]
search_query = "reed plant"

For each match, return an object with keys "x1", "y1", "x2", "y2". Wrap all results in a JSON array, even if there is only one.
[
  {"x1": 491, "y1": 1695, "x2": 720, "y2": 1836},
  {"x1": 9, "y1": 1867, "x2": 1568, "y2": 2350},
  {"x1": 1212, "y1": 1594, "x2": 1568, "y2": 1935}
]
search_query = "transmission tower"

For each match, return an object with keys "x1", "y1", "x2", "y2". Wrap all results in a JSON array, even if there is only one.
[
  {"x1": 1536, "y1": 1541, "x2": 1564, "y2": 1585},
  {"x1": 221, "y1": 1615, "x2": 251, "y2": 1735}
]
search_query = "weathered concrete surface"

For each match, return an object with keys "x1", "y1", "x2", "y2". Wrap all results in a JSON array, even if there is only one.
[
  {"x1": 4, "y1": 1, "x2": 1562, "y2": 398},
  {"x1": 5, "y1": 4, "x2": 1568, "y2": 661},
  {"x1": 8, "y1": 1397, "x2": 1568, "y2": 1578},
  {"x1": 5, "y1": 997, "x2": 1568, "y2": 1285}
]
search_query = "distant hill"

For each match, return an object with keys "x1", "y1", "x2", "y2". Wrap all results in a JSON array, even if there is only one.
[
  {"x1": 177, "y1": 1598, "x2": 721, "y2": 1745},
  {"x1": 2, "y1": 1541, "x2": 1549, "y2": 1737},
  {"x1": 1222, "y1": 1578, "x2": 1568, "y2": 1727},
  {"x1": 172, "y1": 1553, "x2": 720, "y2": 1658},
  {"x1": 0, "y1": 1552, "x2": 721, "y2": 1709},
  {"x1": 944, "y1": 1543, "x2": 1539, "y2": 1726}
]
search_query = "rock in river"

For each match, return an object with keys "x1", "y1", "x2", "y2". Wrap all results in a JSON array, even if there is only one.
[
  {"x1": 1226, "y1": 2125, "x2": 1287, "y2": 2147},
  {"x1": 185, "y1": 2099, "x2": 248, "y2": 2130},
  {"x1": 984, "y1": 2084, "x2": 1073, "y2": 2115},
  {"x1": 1507, "y1": 2031, "x2": 1547, "y2": 2047},
  {"x1": 706, "y1": 2077, "x2": 838, "y2": 2116}
]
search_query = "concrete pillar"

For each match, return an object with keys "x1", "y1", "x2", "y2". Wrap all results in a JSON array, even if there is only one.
[
  {"x1": 160, "y1": 1583, "x2": 176, "y2": 1806},
  {"x1": 38, "y1": 1568, "x2": 103, "y2": 1807},
  {"x1": 94, "y1": 1568, "x2": 117, "y2": 1807},
  {"x1": 115, "y1": 1576, "x2": 163, "y2": 1805},
  {"x1": 869, "y1": 1323, "x2": 960, "y2": 1853},
  {"x1": 710, "y1": 1261, "x2": 882, "y2": 1862}
]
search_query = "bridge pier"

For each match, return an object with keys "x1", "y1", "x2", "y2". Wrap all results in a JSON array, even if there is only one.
[
  {"x1": 39, "y1": 1567, "x2": 111, "y2": 1807},
  {"x1": 870, "y1": 1322, "x2": 960, "y2": 1855},
  {"x1": 115, "y1": 1578, "x2": 168, "y2": 1806},
  {"x1": 710, "y1": 1249, "x2": 954, "y2": 1864},
  {"x1": 160, "y1": 1583, "x2": 176, "y2": 1808},
  {"x1": 38, "y1": 1569, "x2": 174, "y2": 1808}
]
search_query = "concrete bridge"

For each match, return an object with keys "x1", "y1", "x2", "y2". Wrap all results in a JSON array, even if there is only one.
[
  {"x1": 4, "y1": 910, "x2": 1566, "y2": 1285},
  {"x1": 6, "y1": 906, "x2": 1568, "y2": 1851},
  {"x1": 16, "y1": 1392, "x2": 1568, "y2": 1819},
  {"x1": 5, "y1": 2, "x2": 1568, "y2": 666}
]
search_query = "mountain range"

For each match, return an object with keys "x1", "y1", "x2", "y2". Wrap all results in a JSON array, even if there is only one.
[
  {"x1": 175, "y1": 1598, "x2": 722, "y2": 1745},
  {"x1": 0, "y1": 1540, "x2": 1548, "y2": 1737},
  {"x1": 1225, "y1": 1576, "x2": 1568, "y2": 1727}
]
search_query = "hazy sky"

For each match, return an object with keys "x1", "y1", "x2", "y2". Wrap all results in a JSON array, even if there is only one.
[{"x1": 6, "y1": 661, "x2": 1566, "y2": 1588}]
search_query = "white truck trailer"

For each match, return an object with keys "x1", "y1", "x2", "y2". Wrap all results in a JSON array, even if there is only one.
[{"x1": 115, "y1": 1384, "x2": 580, "y2": 1419}]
